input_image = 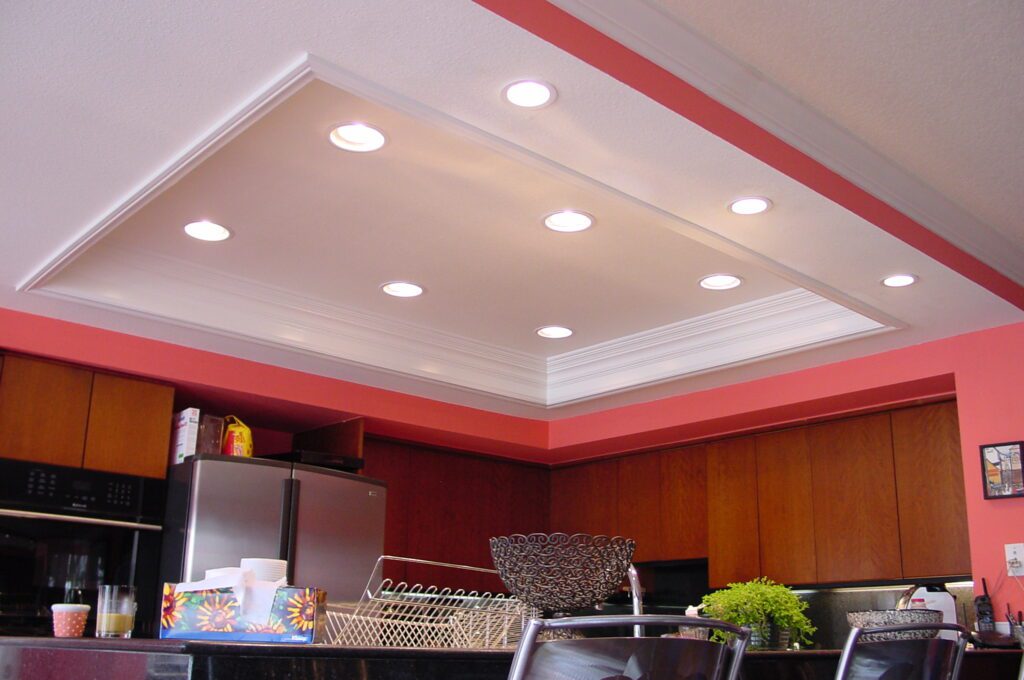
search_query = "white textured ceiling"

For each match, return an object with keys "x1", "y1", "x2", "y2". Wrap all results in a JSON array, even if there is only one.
[
  {"x1": 645, "y1": 0, "x2": 1024, "y2": 252},
  {"x1": 1, "y1": 0, "x2": 1022, "y2": 416}
]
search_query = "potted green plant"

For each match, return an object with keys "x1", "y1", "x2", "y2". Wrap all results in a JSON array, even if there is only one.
[{"x1": 701, "y1": 577, "x2": 816, "y2": 649}]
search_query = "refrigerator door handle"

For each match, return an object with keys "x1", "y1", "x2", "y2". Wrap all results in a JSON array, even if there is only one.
[{"x1": 279, "y1": 477, "x2": 300, "y2": 584}]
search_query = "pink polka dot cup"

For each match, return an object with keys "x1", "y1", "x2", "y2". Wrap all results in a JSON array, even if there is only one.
[{"x1": 51, "y1": 604, "x2": 90, "y2": 637}]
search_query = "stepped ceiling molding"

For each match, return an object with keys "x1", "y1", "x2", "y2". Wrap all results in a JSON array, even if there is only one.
[{"x1": 4, "y1": 1, "x2": 1023, "y2": 416}]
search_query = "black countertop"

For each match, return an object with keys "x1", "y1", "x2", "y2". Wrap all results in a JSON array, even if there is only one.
[{"x1": 2, "y1": 636, "x2": 1020, "y2": 679}]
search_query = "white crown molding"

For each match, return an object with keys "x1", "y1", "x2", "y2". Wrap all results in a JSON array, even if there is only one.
[
  {"x1": 21, "y1": 49, "x2": 893, "y2": 406},
  {"x1": 36, "y1": 247, "x2": 885, "y2": 406},
  {"x1": 37, "y1": 245, "x2": 550, "y2": 404},
  {"x1": 545, "y1": 290, "x2": 886, "y2": 405},
  {"x1": 549, "y1": 0, "x2": 1024, "y2": 285}
]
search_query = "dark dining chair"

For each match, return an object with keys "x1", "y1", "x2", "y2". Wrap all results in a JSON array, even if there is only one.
[
  {"x1": 506, "y1": 614, "x2": 750, "y2": 680},
  {"x1": 834, "y1": 622, "x2": 969, "y2": 680}
]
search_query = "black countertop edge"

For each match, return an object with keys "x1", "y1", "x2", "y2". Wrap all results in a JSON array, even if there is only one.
[
  {"x1": 0, "y1": 637, "x2": 187, "y2": 653},
  {"x1": 2, "y1": 636, "x2": 1018, "y2": 659}
]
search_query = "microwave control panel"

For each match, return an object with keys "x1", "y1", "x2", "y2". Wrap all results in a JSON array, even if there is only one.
[{"x1": 0, "y1": 459, "x2": 144, "y2": 518}]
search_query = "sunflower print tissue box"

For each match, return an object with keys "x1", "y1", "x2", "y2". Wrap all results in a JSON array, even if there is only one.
[{"x1": 159, "y1": 583, "x2": 326, "y2": 643}]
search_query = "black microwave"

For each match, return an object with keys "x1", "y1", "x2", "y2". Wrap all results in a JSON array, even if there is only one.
[{"x1": 0, "y1": 458, "x2": 165, "y2": 637}]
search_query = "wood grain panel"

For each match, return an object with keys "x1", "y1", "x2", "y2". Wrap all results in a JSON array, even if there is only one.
[
  {"x1": 83, "y1": 373, "x2": 174, "y2": 478},
  {"x1": 808, "y1": 413, "x2": 902, "y2": 582},
  {"x1": 361, "y1": 438, "x2": 414, "y2": 584},
  {"x1": 364, "y1": 438, "x2": 549, "y2": 593},
  {"x1": 617, "y1": 451, "x2": 662, "y2": 562},
  {"x1": 755, "y1": 428, "x2": 817, "y2": 585},
  {"x1": 659, "y1": 445, "x2": 708, "y2": 560},
  {"x1": 707, "y1": 437, "x2": 760, "y2": 587},
  {"x1": 891, "y1": 402, "x2": 971, "y2": 577},
  {"x1": 550, "y1": 460, "x2": 618, "y2": 537},
  {"x1": 0, "y1": 355, "x2": 92, "y2": 468}
]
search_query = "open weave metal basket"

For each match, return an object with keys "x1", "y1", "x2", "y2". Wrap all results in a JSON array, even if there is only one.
[{"x1": 489, "y1": 533, "x2": 636, "y2": 615}]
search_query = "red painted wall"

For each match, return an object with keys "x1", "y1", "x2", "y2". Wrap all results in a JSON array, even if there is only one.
[{"x1": 3, "y1": 305, "x2": 1023, "y2": 613}]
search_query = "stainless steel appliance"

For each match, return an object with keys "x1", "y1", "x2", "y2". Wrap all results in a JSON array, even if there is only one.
[
  {"x1": 159, "y1": 455, "x2": 386, "y2": 603},
  {"x1": 0, "y1": 458, "x2": 164, "y2": 636}
]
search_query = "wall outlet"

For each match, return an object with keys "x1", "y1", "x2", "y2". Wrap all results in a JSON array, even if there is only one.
[{"x1": 1006, "y1": 543, "x2": 1024, "y2": 576}]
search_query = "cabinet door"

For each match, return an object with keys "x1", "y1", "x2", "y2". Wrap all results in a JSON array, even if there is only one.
[
  {"x1": 808, "y1": 413, "x2": 902, "y2": 582},
  {"x1": 892, "y1": 402, "x2": 971, "y2": 578},
  {"x1": 659, "y1": 445, "x2": 707, "y2": 561},
  {"x1": 617, "y1": 451, "x2": 662, "y2": 562},
  {"x1": 755, "y1": 428, "x2": 817, "y2": 585},
  {"x1": 83, "y1": 373, "x2": 174, "y2": 478},
  {"x1": 0, "y1": 355, "x2": 92, "y2": 467},
  {"x1": 550, "y1": 460, "x2": 618, "y2": 537},
  {"x1": 707, "y1": 437, "x2": 760, "y2": 587}
]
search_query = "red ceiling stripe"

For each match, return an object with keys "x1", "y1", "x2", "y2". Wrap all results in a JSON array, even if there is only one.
[{"x1": 472, "y1": 0, "x2": 1024, "y2": 310}]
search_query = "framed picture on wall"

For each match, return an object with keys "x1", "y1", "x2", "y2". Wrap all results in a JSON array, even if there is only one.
[{"x1": 980, "y1": 441, "x2": 1024, "y2": 499}]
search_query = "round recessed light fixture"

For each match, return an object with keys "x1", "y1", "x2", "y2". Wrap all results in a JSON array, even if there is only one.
[
  {"x1": 329, "y1": 123, "x2": 386, "y2": 152},
  {"x1": 699, "y1": 274, "x2": 743, "y2": 290},
  {"x1": 544, "y1": 210, "x2": 593, "y2": 233},
  {"x1": 503, "y1": 80, "x2": 556, "y2": 108},
  {"x1": 536, "y1": 325, "x2": 573, "y2": 339},
  {"x1": 882, "y1": 274, "x2": 918, "y2": 288},
  {"x1": 381, "y1": 281, "x2": 424, "y2": 298},
  {"x1": 729, "y1": 197, "x2": 772, "y2": 215},
  {"x1": 184, "y1": 220, "x2": 231, "y2": 242}
]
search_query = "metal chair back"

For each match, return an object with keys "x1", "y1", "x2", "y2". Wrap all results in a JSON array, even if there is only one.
[
  {"x1": 507, "y1": 614, "x2": 750, "y2": 680},
  {"x1": 835, "y1": 622, "x2": 969, "y2": 680}
]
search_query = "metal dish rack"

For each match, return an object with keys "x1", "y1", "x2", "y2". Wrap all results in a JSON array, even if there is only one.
[{"x1": 324, "y1": 556, "x2": 537, "y2": 649}]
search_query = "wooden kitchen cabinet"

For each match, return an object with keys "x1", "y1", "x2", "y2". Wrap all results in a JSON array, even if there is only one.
[
  {"x1": 617, "y1": 450, "x2": 662, "y2": 562},
  {"x1": 550, "y1": 459, "x2": 618, "y2": 537},
  {"x1": 83, "y1": 372, "x2": 174, "y2": 479},
  {"x1": 0, "y1": 354, "x2": 93, "y2": 468},
  {"x1": 659, "y1": 445, "x2": 707, "y2": 561},
  {"x1": 891, "y1": 401, "x2": 971, "y2": 578},
  {"x1": 755, "y1": 428, "x2": 817, "y2": 584},
  {"x1": 807, "y1": 413, "x2": 903, "y2": 583},
  {"x1": 707, "y1": 437, "x2": 760, "y2": 587}
]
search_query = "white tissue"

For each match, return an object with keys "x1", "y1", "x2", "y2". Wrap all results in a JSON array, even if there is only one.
[{"x1": 174, "y1": 567, "x2": 286, "y2": 626}]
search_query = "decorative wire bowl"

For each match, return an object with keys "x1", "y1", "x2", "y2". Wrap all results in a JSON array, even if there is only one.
[
  {"x1": 489, "y1": 533, "x2": 636, "y2": 615},
  {"x1": 846, "y1": 609, "x2": 943, "y2": 642}
]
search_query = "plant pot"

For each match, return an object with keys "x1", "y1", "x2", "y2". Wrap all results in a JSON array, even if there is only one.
[{"x1": 750, "y1": 623, "x2": 792, "y2": 650}]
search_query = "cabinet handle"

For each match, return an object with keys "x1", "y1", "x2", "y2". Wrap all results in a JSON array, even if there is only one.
[{"x1": 0, "y1": 508, "x2": 161, "y2": 531}]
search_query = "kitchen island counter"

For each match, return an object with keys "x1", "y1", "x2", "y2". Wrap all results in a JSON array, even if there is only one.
[{"x1": 2, "y1": 636, "x2": 1020, "y2": 679}]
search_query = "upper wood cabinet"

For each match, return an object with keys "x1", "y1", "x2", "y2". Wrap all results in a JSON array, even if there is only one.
[
  {"x1": 550, "y1": 459, "x2": 619, "y2": 537},
  {"x1": 553, "y1": 446, "x2": 708, "y2": 564},
  {"x1": 0, "y1": 355, "x2": 93, "y2": 468},
  {"x1": 83, "y1": 373, "x2": 174, "y2": 478},
  {"x1": 891, "y1": 402, "x2": 971, "y2": 578},
  {"x1": 659, "y1": 445, "x2": 708, "y2": 561},
  {"x1": 617, "y1": 451, "x2": 662, "y2": 562},
  {"x1": 0, "y1": 353, "x2": 174, "y2": 479},
  {"x1": 755, "y1": 428, "x2": 817, "y2": 584},
  {"x1": 807, "y1": 413, "x2": 903, "y2": 583},
  {"x1": 707, "y1": 437, "x2": 760, "y2": 587}
]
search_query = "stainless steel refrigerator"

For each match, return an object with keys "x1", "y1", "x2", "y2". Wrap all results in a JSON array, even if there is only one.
[{"x1": 159, "y1": 455, "x2": 386, "y2": 603}]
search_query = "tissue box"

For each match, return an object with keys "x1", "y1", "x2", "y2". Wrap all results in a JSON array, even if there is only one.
[{"x1": 159, "y1": 583, "x2": 326, "y2": 643}]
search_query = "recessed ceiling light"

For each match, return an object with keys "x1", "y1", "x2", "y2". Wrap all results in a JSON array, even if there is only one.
[
  {"x1": 381, "y1": 281, "x2": 423, "y2": 298},
  {"x1": 184, "y1": 220, "x2": 231, "y2": 242},
  {"x1": 882, "y1": 274, "x2": 917, "y2": 288},
  {"x1": 537, "y1": 325, "x2": 573, "y2": 339},
  {"x1": 544, "y1": 210, "x2": 593, "y2": 232},
  {"x1": 503, "y1": 80, "x2": 556, "y2": 108},
  {"x1": 729, "y1": 197, "x2": 772, "y2": 215},
  {"x1": 700, "y1": 274, "x2": 742, "y2": 290},
  {"x1": 329, "y1": 123, "x2": 386, "y2": 152}
]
